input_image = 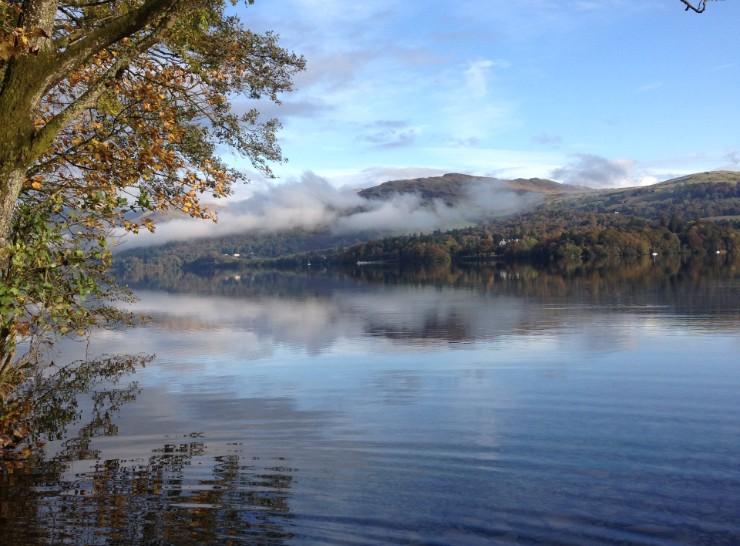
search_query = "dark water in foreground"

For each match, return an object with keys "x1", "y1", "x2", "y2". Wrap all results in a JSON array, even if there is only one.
[{"x1": 2, "y1": 262, "x2": 740, "y2": 545}]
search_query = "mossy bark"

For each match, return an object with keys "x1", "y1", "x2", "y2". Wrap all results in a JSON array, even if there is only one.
[
  {"x1": 0, "y1": 60, "x2": 42, "y2": 248},
  {"x1": 0, "y1": 0, "x2": 57, "y2": 246}
]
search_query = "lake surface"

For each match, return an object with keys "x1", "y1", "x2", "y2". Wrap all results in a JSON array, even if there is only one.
[{"x1": 2, "y1": 262, "x2": 740, "y2": 545}]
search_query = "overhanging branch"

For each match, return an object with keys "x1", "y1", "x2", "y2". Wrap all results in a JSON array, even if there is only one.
[
  {"x1": 46, "y1": 0, "x2": 182, "y2": 92},
  {"x1": 29, "y1": 11, "x2": 177, "y2": 162},
  {"x1": 680, "y1": 0, "x2": 707, "y2": 13}
]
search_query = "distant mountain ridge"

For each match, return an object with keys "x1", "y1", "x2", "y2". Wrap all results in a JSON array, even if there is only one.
[
  {"x1": 358, "y1": 172, "x2": 590, "y2": 203},
  {"x1": 117, "y1": 172, "x2": 592, "y2": 259},
  {"x1": 654, "y1": 170, "x2": 740, "y2": 187}
]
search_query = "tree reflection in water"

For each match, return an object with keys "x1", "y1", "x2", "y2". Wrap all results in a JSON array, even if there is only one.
[
  {"x1": 118, "y1": 253, "x2": 740, "y2": 304},
  {"x1": 0, "y1": 354, "x2": 294, "y2": 545}
]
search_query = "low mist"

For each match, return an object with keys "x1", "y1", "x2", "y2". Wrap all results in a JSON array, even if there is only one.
[{"x1": 115, "y1": 172, "x2": 542, "y2": 250}]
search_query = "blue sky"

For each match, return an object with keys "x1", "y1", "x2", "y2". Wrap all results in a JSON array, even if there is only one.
[{"x1": 226, "y1": 0, "x2": 740, "y2": 190}]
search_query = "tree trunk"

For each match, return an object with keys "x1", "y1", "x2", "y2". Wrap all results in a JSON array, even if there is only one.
[
  {"x1": 0, "y1": 66, "x2": 38, "y2": 253},
  {"x1": 0, "y1": 167, "x2": 23, "y2": 365},
  {"x1": 0, "y1": 168, "x2": 25, "y2": 248},
  {"x1": 0, "y1": 0, "x2": 57, "y2": 247}
]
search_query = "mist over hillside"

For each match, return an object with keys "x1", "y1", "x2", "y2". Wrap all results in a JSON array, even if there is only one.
[
  {"x1": 115, "y1": 170, "x2": 740, "y2": 273},
  {"x1": 115, "y1": 172, "x2": 571, "y2": 251}
]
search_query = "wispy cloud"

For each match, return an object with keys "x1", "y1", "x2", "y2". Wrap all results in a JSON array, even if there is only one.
[
  {"x1": 636, "y1": 81, "x2": 663, "y2": 93},
  {"x1": 532, "y1": 132, "x2": 563, "y2": 146},
  {"x1": 221, "y1": 0, "x2": 738, "y2": 197},
  {"x1": 464, "y1": 59, "x2": 508, "y2": 98},
  {"x1": 551, "y1": 154, "x2": 659, "y2": 188},
  {"x1": 362, "y1": 120, "x2": 421, "y2": 149},
  {"x1": 116, "y1": 171, "x2": 542, "y2": 249},
  {"x1": 710, "y1": 62, "x2": 736, "y2": 72}
]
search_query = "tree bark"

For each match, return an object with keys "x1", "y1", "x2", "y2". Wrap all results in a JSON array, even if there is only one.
[
  {"x1": 0, "y1": 169, "x2": 25, "y2": 248},
  {"x1": 22, "y1": 0, "x2": 58, "y2": 51},
  {"x1": 0, "y1": 81, "x2": 35, "y2": 247}
]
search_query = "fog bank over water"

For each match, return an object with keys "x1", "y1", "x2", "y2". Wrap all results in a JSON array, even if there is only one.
[{"x1": 115, "y1": 172, "x2": 542, "y2": 250}]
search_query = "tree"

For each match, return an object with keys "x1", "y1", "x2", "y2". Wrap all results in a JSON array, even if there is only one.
[{"x1": 0, "y1": 0, "x2": 303, "y2": 365}]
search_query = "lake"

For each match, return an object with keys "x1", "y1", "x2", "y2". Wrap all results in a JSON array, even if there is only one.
[{"x1": 2, "y1": 261, "x2": 739, "y2": 545}]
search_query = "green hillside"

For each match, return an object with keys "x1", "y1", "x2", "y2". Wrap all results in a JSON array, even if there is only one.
[
  {"x1": 547, "y1": 171, "x2": 740, "y2": 219},
  {"x1": 332, "y1": 171, "x2": 740, "y2": 267},
  {"x1": 115, "y1": 170, "x2": 740, "y2": 275}
]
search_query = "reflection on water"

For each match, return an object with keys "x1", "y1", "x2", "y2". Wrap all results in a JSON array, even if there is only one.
[
  {"x1": 2, "y1": 260, "x2": 740, "y2": 545},
  {"x1": 3, "y1": 439, "x2": 295, "y2": 545}
]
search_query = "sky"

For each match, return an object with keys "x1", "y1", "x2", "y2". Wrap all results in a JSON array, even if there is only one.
[{"x1": 219, "y1": 0, "x2": 740, "y2": 193}]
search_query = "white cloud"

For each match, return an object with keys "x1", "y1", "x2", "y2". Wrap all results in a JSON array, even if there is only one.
[
  {"x1": 551, "y1": 154, "x2": 660, "y2": 188},
  {"x1": 324, "y1": 166, "x2": 449, "y2": 188},
  {"x1": 465, "y1": 59, "x2": 494, "y2": 98},
  {"x1": 464, "y1": 59, "x2": 508, "y2": 98}
]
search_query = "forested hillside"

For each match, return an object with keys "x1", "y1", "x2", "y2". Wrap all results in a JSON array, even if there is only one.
[
  {"x1": 547, "y1": 171, "x2": 740, "y2": 219},
  {"x1": 115, "y1": 171, "x2": 740, "y2": 275}
]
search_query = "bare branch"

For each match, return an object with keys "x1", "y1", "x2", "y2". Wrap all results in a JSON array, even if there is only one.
[{"x1": 680, "y1": 0, "x2": 707, "y2": 13}]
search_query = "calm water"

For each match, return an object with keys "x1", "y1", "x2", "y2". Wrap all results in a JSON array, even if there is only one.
[{"x1": 2, "y1": 262, "x2": 740, "y2": 545}]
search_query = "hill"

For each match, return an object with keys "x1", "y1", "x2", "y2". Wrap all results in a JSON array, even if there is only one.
[
  {"x1": 329, "y1": 171, "x2": 740, "y2": 267},
  {"x1": 114, "y1": 170, "x2": 740, "y2": 275},
  {"x1": 546, "y1": 170, "x2": 740, "y2": 219},
  {"x1": 358, "y1": 172, "x2": 589, "y2": 203}
]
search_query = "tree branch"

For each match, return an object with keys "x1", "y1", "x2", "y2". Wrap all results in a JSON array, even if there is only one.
[
  {"x1": 680, "y1": 0, "x2": 706, "y2": 13},
  {"x1": 29, "y1": 11, "x2": 176, "y2": 162},
  {"x1": 46, "y1": 0, "x2": 182, "y2": 92},
  {"x1": 21, "y1": 0, "x2": 57, "y2": 39}
]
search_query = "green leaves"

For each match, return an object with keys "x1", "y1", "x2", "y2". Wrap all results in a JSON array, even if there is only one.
[
  {"x1": 1, "y1": 199, "x2": 130, "y2": 362},
  {"x1": 137, "y1": 190, "x2": 152, "y2": 210}
]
